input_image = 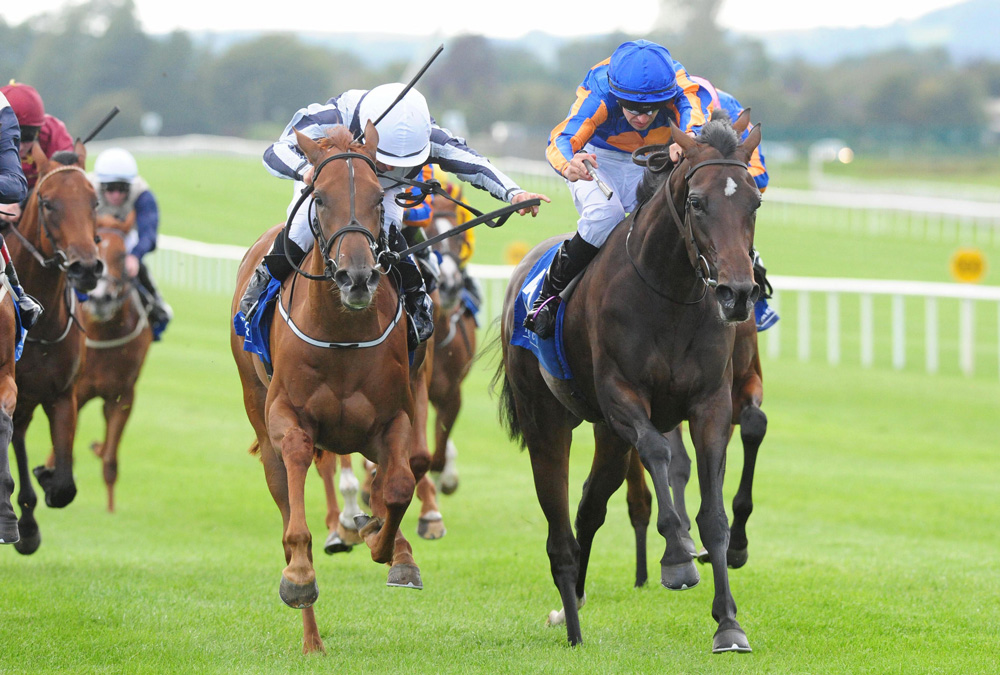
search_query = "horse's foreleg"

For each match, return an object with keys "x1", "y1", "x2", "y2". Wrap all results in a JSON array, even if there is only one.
[
  {"x1": 665, "y1": 427, "x2": 696, "y2": 556},
  {"x1": 362, "y1": 412, "x2": 415, "y2": 569},
  {"x1": 603, "y1": 389, "x2": 698, "y2": 592},
  {"x1": 415, "y1": 473, "x2": 445, "y2": 540},
  {"x1": 38, "y1": 394, "x2": 79, "y2": 508},
  {"x1": 624, "y1": 448, "x2": 652, "y2": 587},
  {"x1": 99, "y1": 392, "x2": 135, "y2": 513},
  {"x1": 0, "y1": 409, "x2": 18, "y2": 544},
  {"x1": 270, "y1": 423, "x2": 319, "y2": 610},
  {"x1": 689, "y1": 403, "x2": 751, "y2": 654}
]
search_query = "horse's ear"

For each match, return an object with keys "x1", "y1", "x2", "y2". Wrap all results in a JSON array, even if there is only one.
[
  {"x1": 737, "y1": 123, "x2": 762, "y2": 164},
  {"x1": 74, "y1": 139, "x2": 87, "y2": 168},
  {"x1": 732, "y1": 107, "x2": 751, "y2": 135},
  {"x1": 293, "y1": 129, "x2": 323, "y2": 166},
  {"x1": 31, "y1": 141, "x2": 49, "y2": 175},
  {"x1": 362, "y1": 120, "x2": 379, "y2": 160},
  {"x1": 669, "y1": 120, "x2": 699, "y2": 157}
]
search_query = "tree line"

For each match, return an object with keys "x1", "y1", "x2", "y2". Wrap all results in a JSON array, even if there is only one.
[{"x1": 2, "y1": 0, "x2": 998, "y2": 155}]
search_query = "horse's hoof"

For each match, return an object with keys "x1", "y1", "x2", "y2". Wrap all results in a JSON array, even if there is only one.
[
  {"x1": 727, "y1": 547, "x2": 749, "y2": 569},
  {"x1": 279, "y1": 575, "x2": 319, "y2": 609},
  {"x1": 417, "y1": 512, "x2": 446, "y2": 540},
  {"x1": 712, "y1": 627, "x2": 752, "y2": 653},
  {"x1": 695, "y1": 547, "x2": 711, "y2": 564},
  {"x1": 353, "y1": 513, "x2": 378, "y2": 534},
  {"x1": 0, "y1": 521, "x2": 19, "y2": 546},
  {"x1": 323, "y1": 531, "x2": 353, "y2": 555},
  {"x1": 336, "y1": 522, "x2": 364, "y2": 547},
  {"x1": 661, "y1": 560, "x2": 700, "y2": 590},
  {"x1": 33, "y1": 466, "x2": 76, "y2": 509},
  {"x1": 386, "y1": 563, "x2": 422, "y2": 590},
  {"x1": 681, "y1": 534, "x2": 697, "y2": 557},
  {"x1": 90, "y1": 441, "x2": 104, "y2": 459},
  {"x1": 12, "y1": 522, "x2": 40, "y2": 555},
  {"x1": 439, "y1": 478, "x2": 458, "y2": 495}
]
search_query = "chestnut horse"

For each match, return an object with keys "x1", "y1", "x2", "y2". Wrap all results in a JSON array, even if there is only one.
[
  {"x1": 0, "y1": 271, "x2": 21, "y2": 544},
  {"x1": 231, "y1": 125, "x2": 429, "y2": 654},
  {"x1": 496, "y1": 111, "x2": 763, "y2": 652},
  {"x1": 6, "y1": 143, "x2": 103, "y2": 555},
  {"x1": 77, "y1": 213, "x2": 154, "y2": 513},
  {"x1": 426, "y1": 192, "x2": 476, "y2": 494}
]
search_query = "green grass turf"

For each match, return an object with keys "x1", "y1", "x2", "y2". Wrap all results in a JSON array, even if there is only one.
[{"x1": 2, "y1": 286, "x2": 999, "y2": 672}]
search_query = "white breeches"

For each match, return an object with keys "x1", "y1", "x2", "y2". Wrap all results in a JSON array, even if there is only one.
[{"x1": 570, "y1": 145, "x2": 646, "y2": 248}]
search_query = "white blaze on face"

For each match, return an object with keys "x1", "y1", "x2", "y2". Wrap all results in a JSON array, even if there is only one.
[{"x1": 725, "y1": 177, "x2": 738, "y2": 197}]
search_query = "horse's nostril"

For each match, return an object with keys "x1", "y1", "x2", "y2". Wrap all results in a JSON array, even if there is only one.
[
  {"x1": 716, "y1": 285, "x2": 735, "y2": 306},
  {"x1": 333, "y1": 269, "x2": 351, "y2": 288},
  {"x1": 749, "y1": 285, "x2": 761, "y2": 304}
]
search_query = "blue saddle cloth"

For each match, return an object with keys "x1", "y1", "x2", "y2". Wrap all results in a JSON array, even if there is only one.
[
  {"x1": 510, "y1": 244, "x2": 574, "y2": 381},
  {"x1": 233, "y1": 276, "x2": 282, "y2": 366},
  {"x1": 460, "y1": 288, "x2": 480, "y2": 328},
  {"x1": 11, "y1": 290, "x2": 25, "y2": 362},
  {"x1": 754, "y1": 298, "x2": 780, "y2": 332}
]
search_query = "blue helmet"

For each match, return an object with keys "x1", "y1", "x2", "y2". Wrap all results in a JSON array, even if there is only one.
[{"x1": 608, "y1": 40, "x2": 679, "y2": 104}]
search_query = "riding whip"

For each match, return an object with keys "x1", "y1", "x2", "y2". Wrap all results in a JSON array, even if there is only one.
[
  {"x1": 582, "y1": 159, "x2": 613, "y2": 200},
  {"x1": 77, "y1": 106, "x2": 121, "y2": 145}
]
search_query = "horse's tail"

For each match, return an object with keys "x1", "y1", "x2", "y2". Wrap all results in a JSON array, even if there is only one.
[
  {"x1": 488, "y1": 327, "x2": 526, "y2": 449},
  {"x1": 247, "y1": 439, "x2": 260, "y2": 455}
]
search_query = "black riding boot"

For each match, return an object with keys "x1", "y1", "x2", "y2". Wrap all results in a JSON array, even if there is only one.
[
  {"x1": 462, "y1": 269, "x2": 483, "y2": 307},
  {"x1": 4, "y1": 262, "x2": 43, "y2": 331},
  {"x1": 390, "y1": 227, "x2": 434, "y2": 350},
  {"x1": 0, "y1": 412, "x2": 18, "y2": 544},
  {"x1": 403, "y1": 226, "x2": 440, "y2": 293},
  {"x1": 136, "y1": 262, "x2": 173, "y2": 337},
  {"x1": 523, "y1": 234, "x2": 599, "y2": 340},
  {"x1": 239, "y1": 231, "x2": 304, "y2": 319}
]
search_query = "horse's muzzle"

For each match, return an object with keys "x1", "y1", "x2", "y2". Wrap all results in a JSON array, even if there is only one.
[
  {"x1": 715, "y1": 282, "x2": 760, "y2": 323},
  {"x1": 334, "y1": 266, "x2": 381, "y2": 310},
  {"x1": 66, "y1": 259, "x2": 105, "y2": 293}
]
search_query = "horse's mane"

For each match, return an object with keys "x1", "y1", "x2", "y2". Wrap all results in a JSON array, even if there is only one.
[{"x1": 635, "y1": 109, "x2": 740, "y2": 207}]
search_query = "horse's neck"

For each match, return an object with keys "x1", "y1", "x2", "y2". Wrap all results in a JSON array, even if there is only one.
[{"x1": 627, "y1": 189, "x2": 703, "y2": 302}]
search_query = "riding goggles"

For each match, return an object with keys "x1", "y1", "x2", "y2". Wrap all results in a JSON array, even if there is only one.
[
  {"x1": 19, "y1": 126, "x2": 40, "y2": 144},
  {"x1": 620, "y1": 102, "x2": 663, "y2": 116}
]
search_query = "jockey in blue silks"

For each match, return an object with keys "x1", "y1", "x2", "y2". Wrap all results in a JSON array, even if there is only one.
[{"x1": 524, "y1": 40, "x2": 707, "y2": 339}]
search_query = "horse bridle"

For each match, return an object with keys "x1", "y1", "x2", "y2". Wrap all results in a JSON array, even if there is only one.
[
  {"x1": 3, "y1": 165, "x2": 94, "y2": 271},
  {"x1": 283, "y1": 151, "x2": 386, "y2": 282},
  {"x1": 627, "y1": 146, "x2": 749, "y2": 303}
]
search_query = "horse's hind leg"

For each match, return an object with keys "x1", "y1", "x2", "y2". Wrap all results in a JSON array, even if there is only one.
[
  {"x1": 431, "y1": 387, "x2": 461, "y2": 494},
  {"x1": 315, "y1": 452, "x2": 354, "y2": 555},
  {"x1": 415, "y1": 474, "x2": 445, "y2": 540},
  {"x1": 99, "y1": 392, "x2": 135, "y2": 513},
  {"x1": 624, "y1": 448, "x2": 652, "y2": 587},
  {"x1": 728, "y1": 405, "x2": 766, "y2": 569},
  {"x1": 548, "y1": 422, "x2": 629, "y2": 627},
  {"x1": 36, "y1": 394, "x2": 79, "y2": 508}
]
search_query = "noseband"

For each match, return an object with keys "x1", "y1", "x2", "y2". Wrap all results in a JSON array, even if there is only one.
[
  {"x1": 628, "y1": 147, "x2": 749, "y2": 303},
  {"x1": 284, "y1": 151, "x2": 385, "y2": 282}
]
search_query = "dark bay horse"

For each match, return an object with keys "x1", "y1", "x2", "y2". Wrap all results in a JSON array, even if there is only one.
[
  {"x1": 621, "y1": 316, "x2": 767, "y2": 588},
  {"x1": 0, "y1": 271, "x2": 21, "y2": 544},
  {"x1": 230, "y1": 125, "x2": 429, "y2": 654},
  {"x1": 496, "y1": 111, "x2": 763, "y2": 652},
  {"x1": 6, "y1": 143, "x2": 103, "y2": 554},
  {"x1": 77, "y1": 213, "x2": 154, "y2": 513}
]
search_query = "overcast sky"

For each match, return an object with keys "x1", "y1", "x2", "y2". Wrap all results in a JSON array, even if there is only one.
[{"x1": 1, "y1": 0, "x2": 971, "y2": 37}]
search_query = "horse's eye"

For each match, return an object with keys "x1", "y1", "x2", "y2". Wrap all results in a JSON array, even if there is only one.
[
  {"x1": 688, "y1": 195, "x2": 704, "y2": 211},
  {"x1": 40, "y1": 199, "x2": 54, "y2": 211},
  {"x1": 313, "y1": 196, "x2": 324, "y2": 207}
]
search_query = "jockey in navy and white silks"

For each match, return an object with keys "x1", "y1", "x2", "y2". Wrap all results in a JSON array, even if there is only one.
[
  {"x1": 525, "y1": 40, "x2": 707, "y2": 340},
  {"x1": 88, "y1": 148, "x2": 173, "y2": 339},
  {"x1": 0, "y1": 91, "x2": 43, "y2": 331},
  {"x1": 244, "y1": 83, "x2": 548, "y2": 349}
]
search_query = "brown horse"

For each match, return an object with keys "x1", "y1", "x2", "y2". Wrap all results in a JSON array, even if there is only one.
[
  {"x1": 77, "y1": 213, "x2": 154, "y2": 513},
  {"x1": 6, "y1": 143, "x2": 103, "y2": 555},
  {"x1": 230, "y1": 125, "x2": 429, "y2": 654},
  {"x1": 426, "y1": 192, "x2": 476, "y2": 494},
  {"x1": 0, "y1": 271, "x2": 21, "y2": 544},
  {"x1": 619, "y1": 316, "x2": 767, "y2": 589},
  {"x1": 496, "y1": 111, "x2": 762, "y2": 652}
]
